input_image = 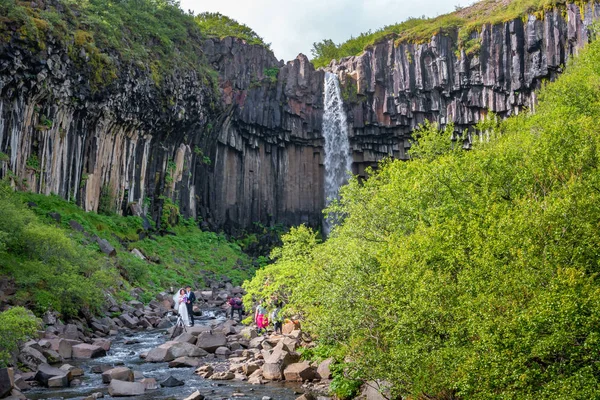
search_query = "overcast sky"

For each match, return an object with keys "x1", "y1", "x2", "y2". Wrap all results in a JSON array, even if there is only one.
[{"x1": 180, "y1": 0, "x2": 465, "y2": 62}]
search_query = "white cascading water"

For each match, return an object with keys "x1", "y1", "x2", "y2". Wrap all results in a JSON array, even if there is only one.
[{"x1": 322, "y1": 72, "x2": 353, "y2": 235}]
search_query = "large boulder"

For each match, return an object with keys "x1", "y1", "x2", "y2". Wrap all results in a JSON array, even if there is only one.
[
  {"x1": 174, "y1": 332, "x2": 197, "y2": 345},
  {"x1": 283, "y1": 361, "x2": 315, "y2": 382},
  {"x1": 34, "y1": 364, "x2": 68, "y2": 387},
  {"x1": 262, "y1": 343, "x2": 300, "y2": 381},
  {"x1": 196, "y1": 331, "x2": 227, "y2": 353},
  {"x1": 0, "y1": 368, "x2": 14, "y2": 398},
  {"x1": 262, "y1": 363, "x2": 284, "y2": 380},
  {"x1": 108, "y1": 379, "x2": 145, "y2": 396},
  {"x1": 160, "y1": 375, "x2": 184, "y2": 387},
  {"x1": 119, "y1": 314, "x2": 139, "y2": 329},
  {"x1": 167, "y1": 342, "x2": 207, "y2": 360},
  {"x1": 18, "y1": 346, "x2": 47, "y2": 370},
  {"x1": 46, "y1": 339, "x2": 73, "y2": 359},
  {"x1": 168, "y1": 357, "x2": 200, "y2": 368},
  {"x1": 209, "y1": 371, "x2": 234, "y2": 380},
  {"x1": 317, "y1": 358, "x2": 333, "y2": 379},
  {"x1": 92, "y1": 339, "x2": 112, "y2": 352},
  {"x1": 102, "y1": 367, "x2": 134, "y2": 383},
  {"x1": 47, "y1": 374, "x2": 69, "y2": 388},
  {"x1": 194, "y1": 365, "x2": 213, "y2": 379},
  {"x1": 72, "y1": 344, "x2": 106, "y2": 359}
]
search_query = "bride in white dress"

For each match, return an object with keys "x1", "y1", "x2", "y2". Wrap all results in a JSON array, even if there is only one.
[{"x1": 173, "y1": 288, "x2": 190, "y2": 326}]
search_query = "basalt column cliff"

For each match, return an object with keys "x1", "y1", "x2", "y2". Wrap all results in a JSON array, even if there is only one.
[{"x1": 0, "y1": 2, "x2": 598, "y2": 232}]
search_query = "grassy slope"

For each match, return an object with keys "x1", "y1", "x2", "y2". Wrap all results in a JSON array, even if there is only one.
[
  {"x1": 18, "y1": 191, "x2": 254, "y2": 304},
  {"x1": 311, "y1": 0, "x2": 588, "y2": 67}
]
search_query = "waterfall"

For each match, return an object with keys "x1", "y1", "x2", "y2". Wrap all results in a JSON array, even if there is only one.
[{"x1": 322, "y1": 72, "x2": 353, "y2": 235}]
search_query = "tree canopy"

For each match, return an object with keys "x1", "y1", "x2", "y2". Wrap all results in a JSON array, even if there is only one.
[{"x1": 247, "y1": 33, "x2": 600, "y2": 399}]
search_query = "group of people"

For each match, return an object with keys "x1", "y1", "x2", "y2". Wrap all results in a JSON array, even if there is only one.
[
  {"x1": 254, "y1": 299, "x2": 284, "y2": 335},
  {"x1": 173, "y1": 287, "x2": 284, "y2": 335},
  {"x1": 173, "y1": 286, "x2": 197, "y2": 327}
]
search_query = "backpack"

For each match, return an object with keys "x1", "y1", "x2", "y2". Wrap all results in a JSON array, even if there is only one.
[{"x1": 235, "y1": 298, "x2": 243, "y2": 306}]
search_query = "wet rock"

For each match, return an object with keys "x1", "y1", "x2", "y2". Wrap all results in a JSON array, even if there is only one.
[
  {"x1": 184, "y1": 390, "x2": 205, "y2": 400},
  {"x1": 83, "y1": 392, "x2": 105, "y2": 400},
  {"x1": 247, "y1": 369, "x2": 265, "y2": 385},
  {"x1": 59, "y1": 364, "x2": 84, "y2": 379},
  {"x1": 168, "y1": 356, "x2": 201, "y2": 368},
  {"x1": 91, "y1": 365, "x2": 113, "y2": 374},
  {"x1": 209, "y1": 371, "x2": 235, "y2": 380},
  {"x1": 0, "y1": 368, "x2": 14, "y2": 398},
  {"x1": 102, "y1": 367, "x2": 134, "y2": 383},
  {"x1": 295, "y1": 394, "x2": 315, "y2": 400},
  {"x1": 194, "y1": 365, "x2": 214, "y2": 378},
  {"x1": 160, "y1": 375, "x2": 185, "y2": 387},
  {"x1": 196, "y1": 331, "x2": 227, "y2": 353},
  {"x1": 242, "y1": 362, "x2": 261, "y2": 376},
  {"x1": 108, "y1": 379, "x2": 146, "y2": 396},
  {"x1": 283, "y1": 361, "x2": 315, "y2": 382},
  {"x1": 48, "y1": 374, "x2": 69, "y2": 388},
  {"x1": 93, "y1": 339, "x2": 112, "y2": 352},
  {"x1": 140, "y1": 378, "x2": 159, "y2": 390},
  {"x1": 34, "y1": 363, "x2": 68, "y2": 387},
  {"x1": 72, "y1": 343, "x2": 106, "y2": 359}
]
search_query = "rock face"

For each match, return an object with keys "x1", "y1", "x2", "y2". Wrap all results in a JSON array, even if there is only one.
[{"x1": 0, "y1": 2, "x2": 598, "y2": 232}]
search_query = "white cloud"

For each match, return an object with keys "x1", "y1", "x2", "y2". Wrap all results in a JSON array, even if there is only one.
[{"x1": 181, "y1": 0, "x2": 460, "y2": 61}]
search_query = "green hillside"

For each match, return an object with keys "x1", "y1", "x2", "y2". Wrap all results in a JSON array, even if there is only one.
[
  {"x1": 0, "y1": 184, "x2": 256, "y2": 318},
  {"x1": 247, "y1": 32, "x2": 600, "y2": 398}
]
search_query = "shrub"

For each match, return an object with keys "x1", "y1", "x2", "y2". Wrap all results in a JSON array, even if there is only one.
[{"x1": 0, "y1": 307, "x2": 41, "y2": 367}]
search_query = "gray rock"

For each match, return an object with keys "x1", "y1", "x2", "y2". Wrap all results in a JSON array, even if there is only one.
[
  {"x1": 108, "y1": 379, "x2": 146, "y2": 396},
  {"x1": 160, "y1": 375, "x2": 184, "y2": 387},
  {"x1": 0, "y1": 368, "x2": 14, "y2": 398},
  {"x1": 72, "y1": 344, "x2": 106, "y2": 359},
  {"x1": 102, "y1": 367, "x2": 133, "y2": 383},
  {"x1": 34, "y1": 364, "x2": 68, "y2": 387},
  {"x1": 196, "y1": 331, "x2": 227, "y2": 353}
]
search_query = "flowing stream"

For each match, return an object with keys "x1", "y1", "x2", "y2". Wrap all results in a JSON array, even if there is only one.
[
  {"x1": 27, "y1": 316, "x2": 302, "y2": 400},
  {"x1": 322, "y1": 72, "x2": 353, "y2": 235}
]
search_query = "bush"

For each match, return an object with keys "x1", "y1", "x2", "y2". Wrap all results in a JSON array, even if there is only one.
[
  {"x1": 248, "y1": 36, "x2": 600, "y2": 397},
  {"x1": 0, "y1": 307, "x2": 40, "y2": 367}
]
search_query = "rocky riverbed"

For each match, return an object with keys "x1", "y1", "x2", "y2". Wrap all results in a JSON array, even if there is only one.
[{"x1": 0, "y1": 285, "x2": 334, "y2": 400}]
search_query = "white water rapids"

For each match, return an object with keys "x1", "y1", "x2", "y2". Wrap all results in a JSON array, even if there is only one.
[{"x1": 322, "y1": 72, "x2": 353, "y2": 235}]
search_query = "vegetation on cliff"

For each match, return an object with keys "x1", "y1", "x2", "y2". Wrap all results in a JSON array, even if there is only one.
[
  {"x1": 248, "y1": 36, "x2": 600, "y2": 398},
  {"x1": 0, "y1": 181, "x2": 255, "y2": 320},
  {"x1": 311, "y1": 0, "x2": 591, "y2": 67},
  {"x1": 0, "y1": 0, "x2": 267, "y2": 90},
  {"x1": 195, "y1": 12, "x2": 270, "y2": 48}
]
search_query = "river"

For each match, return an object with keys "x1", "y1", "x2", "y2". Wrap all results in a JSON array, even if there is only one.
[{"x1": 27, "y1": 315, "x2": 303, "y2": 400}]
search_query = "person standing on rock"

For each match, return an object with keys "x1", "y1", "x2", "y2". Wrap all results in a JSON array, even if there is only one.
[
  {"x1": 229, "y1": 295, "x2": 244, "y2": 321},
  {"x1": 254, "y1": 301, "x2": 269, "y2": 335},
  {"x1": 271, "y1": 300, "x2": 284, "y2": 335},
  {"x1": 174, "y1": 288, "x2": 190, "y2": 326},
  {"x1": 185, "y1": 286, "x2": 196, "y2": 327}
]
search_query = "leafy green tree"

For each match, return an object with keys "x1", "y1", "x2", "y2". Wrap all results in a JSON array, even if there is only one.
[
  {"x1": 247, "y1": 35, "x2": 600, "y2": 398},
  {"x1": 0, "y1": 307, "x2": 40, "y2": 367}
]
